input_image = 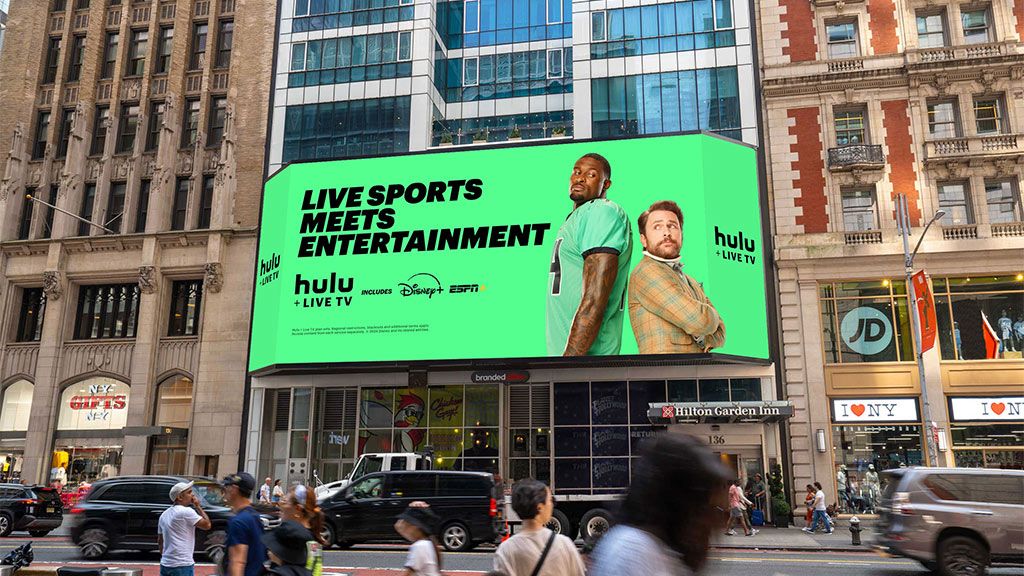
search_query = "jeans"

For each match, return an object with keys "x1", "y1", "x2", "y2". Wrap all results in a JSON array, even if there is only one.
[
  {"x1": 809, "y1": 509, "x2": 831, "y2": 532},
  {"x1": 160, "y1": 565, "x2": 195, "y2": 576}
]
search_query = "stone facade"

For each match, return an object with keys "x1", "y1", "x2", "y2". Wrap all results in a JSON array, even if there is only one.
[
  {"x1": 759, "y1": 0, "x2": 1024, "y2": 502},
  {"x1": 0, "y1": 0, "x2": 273, "y2": 483}
]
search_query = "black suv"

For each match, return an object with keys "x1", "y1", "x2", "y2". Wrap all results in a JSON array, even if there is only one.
[
  {"x1": 0, "y1": 484, "x2": 63, "y2": 537},
  {"x1": 319, "y1": 470, "x2": 503, "y2": 552},
  {"x1": 68, "y1": 476, "x2": 233, "y2": 561}
]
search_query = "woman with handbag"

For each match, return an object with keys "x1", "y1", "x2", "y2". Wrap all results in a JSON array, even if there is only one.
[
  {"x1": 803, "y1": 484, "x2": 815, "y2": 525},
  {"x1": 493, "y1": 479, "x2": 585, "y2": 576}
]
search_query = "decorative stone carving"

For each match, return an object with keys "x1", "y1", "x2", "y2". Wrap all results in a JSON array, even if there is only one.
[
  {"x1": 932, "y1": 74, "x2": 949, "y2": 95},
  {"x1": 137, "y1": 265, "x2": 157, "y2": 294},
  {"x1": 112, "y1": 156, "x2": 131, "y2": 179},
  {"x1": 979, "y1": 71, "x2": 996, "y2": 93},
  {"x1": 994, "y1": 158, "x2": 1016, "y2": 177},
  {"x1": 125, "y1": 78, "x2": 142, "y2": 100},
  {"x1": 945, "y1": 160, "x2": 966, "y2": 179},
  {"x1": 178, "y1": 150, "x2": 194, "y2": 174},
  {"x1": 0, "y1": 122, "x2": 26, "y2": 201},
  {"x1": 143, "y1": 157, "x2": 157, "y2": 177},
  {"x1": 42, "y1": 270, "x2": 64, "y2": 300},
  {"x1": 204, "y1": 149, "x2": 219, "y2": 171},
  {"x1": 203, "y1": 263, "x2": 224, "y2": 293},
  {"x1": 87, "y1": 158, "x2": 102, "y2": 181},
  {"x1": 28, "y1": 166, "x2": 42, "y2": 185}
]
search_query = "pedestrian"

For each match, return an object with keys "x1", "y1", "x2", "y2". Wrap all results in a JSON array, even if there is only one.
[
  {"x1": 493, "y1": 479, "x2": 585, "y2": 576},
  {"x1": 589, "y1": 433, "x2": 732, "y2": 576},
  {"x1": 272, "y1": 480, "x2": 285, "y2": 504},
  {"x1": 803, "y1": 484, "x2": 815, "y2": 525},
  {"x1": 262, "y1": 520, "x2": 314, "y2": 576},
  {"x1": 222, "y1": 472, "x2": 268, "y2": 576},
  {"x1": 751, "y1": 473, "x2": 767, "y2": 511},
  {"x1": 158, "y1": 481, "x2": 212, "y2": 576},
  {"x1": 394, "y1": 502, "x2": 442, "y2": 576},
  {"x1": 725, "y1": 479, "x2": 757, "y2": 536},
  {"x1": 259, "y1": 478, "x2": 273, "y2": 504},
  {"x1": 279, "y1": 484, "x2": 325, "y2": 576},
  {"x1": 803, "y1": 481, "x2": 833, "y2": 534}
]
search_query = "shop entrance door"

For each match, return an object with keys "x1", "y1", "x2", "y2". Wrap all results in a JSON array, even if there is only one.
[{"x1": 715, "y1": 448, "x2": 767, "y2": 516}]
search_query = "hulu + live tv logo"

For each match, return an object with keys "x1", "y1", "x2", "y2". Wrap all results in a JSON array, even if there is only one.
[
  {"x1": 714, "y1": 226, "x2": 757, "y2": 265},
  {"x1": 259, "y1": 253, "x2": 281, "y2": 286}
]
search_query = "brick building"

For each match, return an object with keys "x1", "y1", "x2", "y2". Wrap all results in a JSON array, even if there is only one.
[
  {"x1": 759, "y1": 0, "x2": 1024, "y2": 506},
  {"x1": 0, "y1": 0, "x2": 273, "y2": 487}
]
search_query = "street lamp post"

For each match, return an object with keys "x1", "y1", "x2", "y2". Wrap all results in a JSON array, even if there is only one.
[{"x1": 896, "y1": 193, "x2": 944, "y2": 467}]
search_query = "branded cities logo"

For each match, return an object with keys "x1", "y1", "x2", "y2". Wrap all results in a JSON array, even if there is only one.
[
  {"x1": 840, "y1": 306, "x2": 893, "y2": 356},
  {"x1": 713, "y1": 226, "x2": 757, "y2": 265}
]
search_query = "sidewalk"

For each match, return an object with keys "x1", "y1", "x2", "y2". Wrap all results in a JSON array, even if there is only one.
[{"x1": 710, "y1": 517, "x2": 878, "y2": 552}]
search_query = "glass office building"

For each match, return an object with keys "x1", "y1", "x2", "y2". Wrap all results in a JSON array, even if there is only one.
[{"x1": 267, "y1": 0, "x2": 757, "y2": 170}]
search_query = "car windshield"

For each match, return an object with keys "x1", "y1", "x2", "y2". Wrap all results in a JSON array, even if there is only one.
[{"x1": 194, "y1": 483, "x2": 227, "y2": 507}]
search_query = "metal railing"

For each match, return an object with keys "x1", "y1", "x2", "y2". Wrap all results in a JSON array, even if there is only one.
[{"x1": 828, "y1": 144, "x2": 885, "y2": 169}]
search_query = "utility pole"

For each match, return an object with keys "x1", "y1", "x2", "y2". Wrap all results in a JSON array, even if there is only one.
[{"x1": 896, "y1": 193, "x2": 944, "y2": 467}]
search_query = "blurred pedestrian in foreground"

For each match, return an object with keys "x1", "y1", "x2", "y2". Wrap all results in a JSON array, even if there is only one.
[
  {"x1": 493, "y1": 479, "x2": 585, "y2": 576},
  {"x1": 589, "y1": 433, "x2": 731, "y2": 576},
  {"x1": 262, "y1": 520, "x2": 313, "y2": 576},
  {"x1": 394, "y1": 502, "x2": 442, "y2": 576},
  {"x1": 279, "y1": 484, "x2": 325, "y2": 576}
]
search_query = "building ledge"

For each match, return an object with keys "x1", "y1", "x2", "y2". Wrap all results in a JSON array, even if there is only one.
[
  {"x1": 774, "y1": 225, "x2": 1024, "y2": 262},
  {"x1": 923, "y1": 133, "x2": 1023, "y2": 163},
  {"x1": 905, "y1": 40, "x2": 1023, "y2": 70}
]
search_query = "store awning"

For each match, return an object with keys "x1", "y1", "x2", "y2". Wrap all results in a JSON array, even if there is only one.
[
  {"x1": 648, "y1": 401, "x2": 794, "y2": 424},
  {"x1": 122, "y1": 426, "x2": 189, "y2": 437}
]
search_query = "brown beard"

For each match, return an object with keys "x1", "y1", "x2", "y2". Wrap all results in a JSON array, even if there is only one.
[{"x1": 647, "y1": 240, "x2": 680, "y2": 259}]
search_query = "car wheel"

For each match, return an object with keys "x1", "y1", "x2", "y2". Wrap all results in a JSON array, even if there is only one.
[
  {"x1": 579, "y1": 509, "x2": 613, "y2": 545},
  {"x1": 441, "y1": 522, "x2": 472, "y2": 552},
  {"x1": 546, "y1": 509, "x2": 572, "y2": 539},
  {"x1": 321, "y1": 522, "x2": 336, "y2": 549},
  {"x1": 204, "y1": 529, "x2": 228, "y2": 564},
  {"x1": 29, "y1": 531, "x2": 50, "y2": 538},
  {"x1": 938, "y1": 535, "x2": 989, "y2": 576},
  {"x1": 0, "y1": 513, "x2": 12, "y2": 537},
  {"x1": 79, "y1": 527, "x2": 111, "y2": 559}
]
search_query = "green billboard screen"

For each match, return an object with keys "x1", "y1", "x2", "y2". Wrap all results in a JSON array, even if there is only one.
[{"x1": 250, "y1": 133, "x2": 768, "y2": 371}]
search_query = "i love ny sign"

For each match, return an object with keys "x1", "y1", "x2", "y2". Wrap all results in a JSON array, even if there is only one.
[
  {"x1": 949, "y1": 397, "x2": 1024, "y2": 421},
  {"x1": 831, "y1": 398, "x2": 920, "y2": 423}
]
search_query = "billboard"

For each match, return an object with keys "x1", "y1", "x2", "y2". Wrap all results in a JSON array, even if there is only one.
[{"x1": 249, "y1": 133, "x2": 768, "y2": 371}]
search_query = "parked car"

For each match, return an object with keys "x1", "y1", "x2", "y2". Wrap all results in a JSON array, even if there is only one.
[
  {"x1": 320, "y1": 470, "x2": 503, "y2": 552},
  {"x1": 315, "y1": 452, "x2": 433, "y2": 501},
  {"x1": 875, "y1": 467, "x2": 1024, "y2": 576},
  {"x1": 0, "y1": 484, "x2": 63, "y2": 537},
  {"x1": 67, "y1": 475, "x2": 235, "y2": 561}
]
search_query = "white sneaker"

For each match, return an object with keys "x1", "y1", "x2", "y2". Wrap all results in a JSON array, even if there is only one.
[
  {"x1": 802, "y1": 527, "x2": 813, "y2": 533},
  {"x1": 726, "y1": 530, "x2": 736, "y2": 535},
  {"x1": 749, "y1": 529, "x2": 759, "y2": 536}
]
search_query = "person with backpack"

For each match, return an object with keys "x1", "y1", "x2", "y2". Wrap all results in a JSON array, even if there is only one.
[
  {"x1": 279, "y1": 484, "x2": 324, "y2": 576},
  {"x1": 394, "y1": 503, "x2": 443, "y2": 576},
  {"x1": 493, "y1": 479, "x2": 585, "y2": 576}
]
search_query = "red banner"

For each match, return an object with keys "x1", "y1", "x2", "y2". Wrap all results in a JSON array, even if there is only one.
[{"x1": 912, "y1": 271, "x2": 937, "y2": 353}]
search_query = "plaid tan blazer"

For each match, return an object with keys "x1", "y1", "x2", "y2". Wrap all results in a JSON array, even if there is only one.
[{"x1": 627, "y1": 256, "x2": 726, "y2": 354}]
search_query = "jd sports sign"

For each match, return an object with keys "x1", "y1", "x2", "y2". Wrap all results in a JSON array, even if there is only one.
[{"x1": 841, "y1": 306, "x2": 893, "y2": 356}]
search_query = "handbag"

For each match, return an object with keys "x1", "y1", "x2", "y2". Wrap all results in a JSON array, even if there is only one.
[{"x1": 529, "y1": 530, "x2": 558, "y2": 576}]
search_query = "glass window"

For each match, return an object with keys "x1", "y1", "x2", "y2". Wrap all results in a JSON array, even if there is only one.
[
  {"x1": 156, "y1": 27, "x2": 174, "y2": 74},
  {"x1": 730, "y1": 378, "x2": 762, "y2": 402},
  {"x1": 15, "y1": 288, "x2": 46, "y2": 342},
  {"x1": 464, "y1": 0, "x2": 479, "y2": 32},
  {"x1": 126, "y1": 29, "x2": 148, "y2": 76},
  {"x1": 698, "y1": 379, "x2": 729, "y2": 402},
  {"x1": 207, "y1": 97, "x2": 227, "y2": 145},
  {"x1": 91, "y1": 106, "x2": 109, "y2": 155},
  {"x1": 17, "y1": 192, "x2": 33, "y2": 240},
  {"x1": 841, "y1": 187, "x2": 877, "y2": 231},
  {"x1": 117, "y1": 104, "x2": 139, "y2": 153},
  {"x1": 984, "y1": 180, "x2": 1022, "y2": 224},
  {"x1": 105, "y1": 181, "x2": 126, "y2": 234},
  {"x1": 40, "y1": 186, "x2": 56, "y2": 239},
  {"x1": 197, "y1": 175, "x2": 214, "y2": 229},
  {"x1": 73, "y1": 285, "x2": 141, "y2": 339},
  {"x1": 961, "y1": 8, "x2": 991, "y2": 44},
  {"x1": 181, "y1": 99, "x2": 200, "y2": 148},
  {"x1": 398, "y1": 32, "x2": 411, "y2": 60},
  {"x1": 171, "y1": 178, "x2": 189, "y2": 230},
  {"x1": 590, "y1": 381, "x2": 627, "y2": 425},
  {"x1": 826, "y1": 20, "x2": 858, "y2": 59},
  {"x1": 835, "y1": 108, "x2": 867, "y2": 146},
  {"x1": 927, "y1": 100, "x2": 960, "y2": 138},
  {"x1": 57, "y1": 108, "x2": 74, "y2": 158},
  {"x1": 43, "y1": 37, "x2": 60, "y2": 84},
  {"x1": 819, "y1": 281, "x2": 914, "y2": 363},
  {"x1": 32, "y1": 111, "x2": 50, "y2": 160},
  {"x1": 190, "y1": 23, "x2": 208, "y2": 70},
  {"x1": 215, "y1": 20, "x2": 233, "y2": 69},
  {"x1": 135, "y1": 179, "x2": 150, "y2": 233},
  {"x1": 168, "y1": 280, "x2": 203, "y2": 336},
  {"x1": 145, "y1": 101, "x2": 165, "y2": 152},
  {"x1": 668, "y1": 379, "x2": 698, "y2": 402},
  {"x1": 591, "y1": 11, "x2": 606, "y2": 41},
  {"x1": 714, "y1": 0, "x2": 731, "y2": 28},
  {"x1": 916, "y1": 12, "x2": 946, "y2": 48},
  {"x1": 154, "y1": 376, "x2": 193, "y2": 428},
  {"x1": 463, "y1": 57, "x2": 478, "y2": 86},
  {"x1": 78, "y1": 183, "x2": 96, "y2": 236},
  {"x1": 546, "y1": 48, "x2": 561, "y2": 78},
  {"x1": 554, "y1": 382, "x2": 589, "y2": 425},
  {"x1": 973, "y1": 96, "x2": 1004, "y2": 134},
  {"x1": 0, "y1": 380, "x2": 34, "y2": 432},
  {"x1": 68, "y1": 35, "x2": 86, "y2": 82},
  {"x1": 937, "y1": 182, "x2": 973, "y2": 225},
  {"x1": 833, "y1": 425, "x2": 924, "y2": 491},
  {"x1": 627, "y1": 380, "x2": 665, "y2": 424},
  {"x1": 101, "y1": 32, "x2": 118, "y2": 79},
  {"x1": 291, "y1": 43, "x2": 306, "y2": 71},
  {"x1": 546, "y1": 0, "x2": 560, "y2": 24}
]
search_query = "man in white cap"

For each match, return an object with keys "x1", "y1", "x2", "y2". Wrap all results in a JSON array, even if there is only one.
[{"x1": 158, "y1": 481, "x2": 212, "y2": 576}]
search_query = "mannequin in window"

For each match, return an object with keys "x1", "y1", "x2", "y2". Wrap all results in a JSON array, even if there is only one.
[{"x1": 998, "y1": 309, "x2": 1015, "y2": 352}]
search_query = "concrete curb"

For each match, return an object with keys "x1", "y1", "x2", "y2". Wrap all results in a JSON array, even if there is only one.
[{"x1": 710, "y1": 545, "x2": 876, "y2": 553}]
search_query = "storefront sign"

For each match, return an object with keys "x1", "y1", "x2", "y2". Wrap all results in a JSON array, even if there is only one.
[
  {"x1": 470, "y1": 371, "x2": 530, "y2": 384},
  {"x1": 949, "y1": 397, "x2": 1024, "y2": 421},
  {"x1": 57, "y1": 379, "x2": 130, "y2": 431},
  {"x1": 831, "y1": 397, "x2": 919, "y2": 423},
  {"x1": 912, "y1": 271, "x2": 937, "y2": 353},
  {"x1": 840, "y1": 307, "x2": 893, "y2": 356},
  {"x1": 649, "y1": 401, "x2": 794, "y2": 424}
]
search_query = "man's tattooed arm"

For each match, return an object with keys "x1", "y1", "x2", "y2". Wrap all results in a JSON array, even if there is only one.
[{"x1": 564, "y1": 252, "x2": 618, "y2": 356}]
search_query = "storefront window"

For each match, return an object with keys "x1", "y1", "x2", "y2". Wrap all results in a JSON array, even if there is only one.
[
  {"x1": 819, "y1": 281, "x2": 913, "y2": 363},
  {"x1": 53, "y1": 446, "x2": 122, "y2": 486},
  {"x1": 0, "y1": 380, "x2": 33, "y2": 432},
  {"x1": 154, "y1": 376, "x2": 192, "y2": 428},
  {"x1": 57, "y1": 378, "x2": 130, "y2": 430},
  {"x1": 951, "y1": 423, "x2": 1024, "y2": 469},
  {"x1": 832, "y1": 424, "x2": 923, "y2": 511},
  {"x1": 932, "y1": 275, "x2": 1024, "y2": 360}
]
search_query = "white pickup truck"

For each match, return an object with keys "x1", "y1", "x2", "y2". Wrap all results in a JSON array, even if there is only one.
[{"x1": 314, "y1": 451, "x2": 433, "y2": 500}]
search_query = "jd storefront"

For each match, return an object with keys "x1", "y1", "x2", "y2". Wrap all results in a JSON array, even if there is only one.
[
  {"x1": 947, "y1": 396, "x2": 1024, "y2": 469},
  {"x1": 51, "y1": 377, "x2": 129, "y2": 491}
]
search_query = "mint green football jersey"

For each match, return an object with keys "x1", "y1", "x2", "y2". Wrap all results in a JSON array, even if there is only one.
[{"x1": 546, "y1": 198, "x2": 632, "y2": 355}]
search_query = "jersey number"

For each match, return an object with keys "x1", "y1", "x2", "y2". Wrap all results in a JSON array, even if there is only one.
[{"x1": 549, "y1": 238, "x2": 563, "y2": 295}]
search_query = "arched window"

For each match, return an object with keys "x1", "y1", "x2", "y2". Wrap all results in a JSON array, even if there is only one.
[
  {"x1": 0, "y1": 380, "x2": 33, "y2": 432},
  {"x1": 154, "y1": 375, "x2": 193, "y2": 428},
  {"x1": 57, "y1": 377, "x2": 130, "y2": 431}
]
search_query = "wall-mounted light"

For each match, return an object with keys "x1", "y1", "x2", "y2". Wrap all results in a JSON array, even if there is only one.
[
  {"x1": 938, "y1": 429, "x2": 948, "y2": 452},
  {"x1": 816, "y1": 429, "x2": 827, "y2": 453}
]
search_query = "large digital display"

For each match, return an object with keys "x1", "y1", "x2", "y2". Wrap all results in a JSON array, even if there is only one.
[{"x1": 249, "y1": 133, "x2": 768, "y2": 371}]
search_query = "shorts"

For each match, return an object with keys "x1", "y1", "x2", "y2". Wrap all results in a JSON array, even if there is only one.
[{"x1": 730, "y1": 507, "x2": 744, "y2": 518}]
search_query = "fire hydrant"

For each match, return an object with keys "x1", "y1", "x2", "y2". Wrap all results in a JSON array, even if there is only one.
[{"x1": 849, "y1": 515, "x2": 862, "y2": 546}]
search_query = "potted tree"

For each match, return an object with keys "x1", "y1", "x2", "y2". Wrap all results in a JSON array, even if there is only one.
[
  {"x1": 769, "y1": 463, "x2": 791, "y2": 528},
  {"x1": 552, "y1": 126, "x2": 566, "y2": 137},
  {"x1": 473, "y1": 128, "x2": 489, "y2": 143},
  {"x1": 509, "y1": 126, "x2": 521, "y2": 140},
  {"x1": 439, "y1": 132, "x2": 453, "y2": 146}
]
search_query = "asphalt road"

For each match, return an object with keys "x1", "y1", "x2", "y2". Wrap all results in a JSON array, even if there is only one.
[{"x1": 6, "y1": 536, "x2": 1024, "y2": 575}]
